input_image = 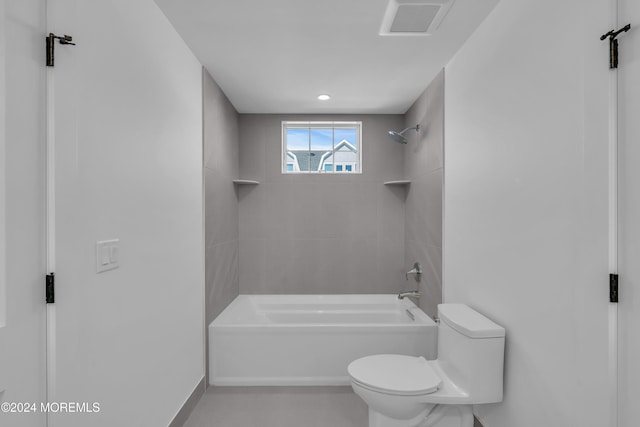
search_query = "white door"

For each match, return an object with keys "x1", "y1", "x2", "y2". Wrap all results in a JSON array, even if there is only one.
[
  {"x1": 43, "y1": 4, "x2": 126, "y2": 427},
  {"x1": 46, "y1": 1, "x2": 104, "y2": 426},
  {"x1": 1, "y1": 1, "x2": 48, "y2": 427},
  {"x1": 618, "y1": 1, "x2": 639, "y2": 426},
  {"x1": 46, "y1": 1, "x2": 206, "y2": 425}
]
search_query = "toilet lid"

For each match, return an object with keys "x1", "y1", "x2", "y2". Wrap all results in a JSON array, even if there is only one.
[{"x1": 348, "y1": 354, "x2": 442, "y2": 396}]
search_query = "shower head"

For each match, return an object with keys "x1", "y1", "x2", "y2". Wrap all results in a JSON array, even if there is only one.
[
  {"x1": 388, "y1": 130, "x2": 408, "y2": 144},
  {"x1": 387, "y1": 125, "x2": 420, "y2": 144}
]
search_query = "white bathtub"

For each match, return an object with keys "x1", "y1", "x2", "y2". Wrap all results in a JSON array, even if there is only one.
[{"x1": 209, "y1": 294, "x2": 438, "y2": 386}]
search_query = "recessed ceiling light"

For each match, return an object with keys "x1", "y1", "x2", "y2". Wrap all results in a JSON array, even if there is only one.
[{"x1": 317, "y1": 94, "x2": 331, "y2": 101}]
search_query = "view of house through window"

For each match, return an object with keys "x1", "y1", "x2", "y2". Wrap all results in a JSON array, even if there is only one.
[{"x1": 282, "y1": 121, "x2": 362, "y2": 173}]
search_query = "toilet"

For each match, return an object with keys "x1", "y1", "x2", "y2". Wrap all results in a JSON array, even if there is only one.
[{"x1": 348, "y1": 304, "x2": 505, "y2": 427}]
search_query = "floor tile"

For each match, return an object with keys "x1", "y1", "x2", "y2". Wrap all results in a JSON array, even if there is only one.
[{"x1": 183, "y1": 386, "x2": 368, "y2": 427}]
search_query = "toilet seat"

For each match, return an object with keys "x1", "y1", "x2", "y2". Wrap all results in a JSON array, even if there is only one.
[{"x1": 348, "y1": 354, "x2": 442, "y2": 396}]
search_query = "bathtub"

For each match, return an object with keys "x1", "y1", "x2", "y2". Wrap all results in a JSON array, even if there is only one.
[{"x1": 209, "y1": 294, "x2": 438, "y2": 386}]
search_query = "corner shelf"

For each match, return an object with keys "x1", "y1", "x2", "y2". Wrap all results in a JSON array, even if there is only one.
[
  {"x1": 232, "y1": 180, "x2": 260, "y2": 185},
  {"x1": 383, "y1": 180, "x2": 411, "y2": 186}
]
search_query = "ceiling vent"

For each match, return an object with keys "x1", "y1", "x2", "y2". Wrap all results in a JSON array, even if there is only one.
[{"x1": 380, "y1": 0, "x2": 455, "y2": 36}]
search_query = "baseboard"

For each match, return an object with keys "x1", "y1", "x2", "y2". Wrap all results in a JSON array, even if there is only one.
[{"x1": 168, "y1": 377, "x2": 205, "y2": 427}]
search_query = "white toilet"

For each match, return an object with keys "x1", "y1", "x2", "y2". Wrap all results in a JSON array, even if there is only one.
[{"x1": 348, "y1": 304, "x2": 505, "y2": 427}]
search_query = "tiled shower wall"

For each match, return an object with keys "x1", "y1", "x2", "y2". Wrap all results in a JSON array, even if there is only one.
[
  {"x1": 404, "y1": 70, "x2": 445, "y2": 319},
  {"x1": 210, "y1": 79, "x2": 445, "y2": 312},
  {"x1": 237, "y1": 114, "x2": 407, "y2": 294},
  {"x1": 203, "y1": 69, "x2": 240, "y2": 377}
]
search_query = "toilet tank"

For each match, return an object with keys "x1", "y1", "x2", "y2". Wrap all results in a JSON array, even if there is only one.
[{"x1": 437, "y1": 304, "x2": 505, "y2": 404}]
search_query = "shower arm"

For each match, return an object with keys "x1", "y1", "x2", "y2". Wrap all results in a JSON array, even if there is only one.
[{"x1": 399, "y1": 124, "x2": 420, "y2": 135}]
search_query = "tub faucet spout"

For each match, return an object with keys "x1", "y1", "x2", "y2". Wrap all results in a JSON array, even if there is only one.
[{"x1": 397, "y1": 291, "x2": 420, "y2": 300}]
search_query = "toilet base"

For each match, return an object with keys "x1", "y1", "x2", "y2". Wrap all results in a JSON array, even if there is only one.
[
  {"x1": 369, "y1": 408, "x2": 427, "y2": 427},
  {"x1": 368, "y1": 405, "x2": 474, "y2": 427}
]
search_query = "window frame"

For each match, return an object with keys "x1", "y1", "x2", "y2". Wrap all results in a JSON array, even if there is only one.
[{"x1": 281, "y1": 121, "x2": 363, "y2": 174}]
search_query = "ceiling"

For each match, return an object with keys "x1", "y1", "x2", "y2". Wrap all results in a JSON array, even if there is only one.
[{"x1": 154, "y1": 0, "x2": 499, "y2": 114}]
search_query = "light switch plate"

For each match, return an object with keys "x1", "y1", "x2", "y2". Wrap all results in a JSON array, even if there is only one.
[{"x1": 96, "y1": 239, "x2": 120, "y2": 273}]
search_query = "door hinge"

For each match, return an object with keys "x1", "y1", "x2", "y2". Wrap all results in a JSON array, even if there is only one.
[
  {"x1": 46, "y1": 33, "x2": 76, "y2": 67},
  {"x1": 600, "y1": 24, "x2": 631, "y2": 69},
  {"x1": 46, "y1": 273, "x2": 55, "y2": 304},
  {"x1": 610, "y1": 273, "x2": 618, "y2": 303}
]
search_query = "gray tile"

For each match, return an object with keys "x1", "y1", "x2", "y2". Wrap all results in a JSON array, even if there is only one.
[
  {"x1": 236, "y1": 112, "x2": 439, "y2": 299},
  {"x1": 268, "y1": 181, "x2": 382, "y2": 241},
  {"x1": 203, "y1": 70, "x2": 239, "y2": 176},
  {"x1": 260, "y1": 116, "x2": 294, "y2": 184},
  {"x1": 285, "y1": 181, "x2": 335, "y2": 239},
  {"x1": 378, "y1": 185, "x2": 406, "y2": 242},
  {"x1": 182, "y1": 386, "x2": 368, "y2": 427},
  {"x1": 240, "y1": 238, "x2": 397, "y2": 295},
  {"x1": 238, "y1": 183, "x2": 270, "y2": 240},
  {"x1": 238, "y1": 239, "x2": 267, "y2": 293},
  {"x1": 205, "y1": 241, "x2": 239, "y2": 382},
  {"x1": 405, "y1": 169, "x2": 442, "y2": 250},
  {"x1": 205, "y1": 166, "x2": 239, "y2": 247},
  {"x1": 425, "y1": 70, "x2": 445, "y2": 173},
  {"x1": 405, "y1": 239, "x2": 442, "y2": 319},
  {"x1": 402, "y1": 71, "x2": 444, "y2": 318},
  {"x1": 376, "y1": 239, "x2": 406, "y2": 294},
  {"x1": 405, "y1": 176, "x2": 429, "y2": 247},
  {"x1": 404, "y1": 70, "x2": 444, "y2": 176},
  {"x1": 344, "y1": 182, "x2": 379, "y2": 240},
  {"x1": 424, "y1": 168, "x2": 443, "y2": 248},
  {"x1": 206, "y1": 241, "x2": 239, "y2": 325},
  {"x1": 239, "y1": 114, "x2": 405, "y2": 184},
  {"x1": 238, "y1": 114, "x2": 269, "y2": 181},
  {"x1": 204, "y1": 69, "x2": 241, "y2": 383},
  {"x1": 403, "y1": 123, "x2": 428, "y2": 179},
  {"x1": 236, "y1": 115, "x2": 409, "y2": 296},
  {"x1": 359, "y1": 115, "x2": 406, "y2": 183},
  {"x1": 325, "y1": 238, "x2": 379, "y2": 293},
  {"x1": 261, "y1": 239, "x2": 325, "y2": 293}
]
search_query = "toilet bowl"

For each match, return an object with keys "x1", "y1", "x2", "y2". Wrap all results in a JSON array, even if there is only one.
[
  {"x1": 350, "y1": 355, "x2": 440, "y2": 421},
  {"x1": 348, "y1": 304, "x2": 505, "y2": 427}
]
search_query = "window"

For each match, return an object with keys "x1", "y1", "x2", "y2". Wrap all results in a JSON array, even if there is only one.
[{"x1": 282, "y1": 121, "x2": 362, "y2": 174}]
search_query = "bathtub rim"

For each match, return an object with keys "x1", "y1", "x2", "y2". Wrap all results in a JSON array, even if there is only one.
[{"x1": 210, "y1": 294, "x2": 436, "y2": 328}]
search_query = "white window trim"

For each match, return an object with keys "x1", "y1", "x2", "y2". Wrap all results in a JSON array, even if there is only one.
[
  {"x1": 317, "y1": 150, "x2": 334, "y2": 172},
  {"x1": 281, "y1": 121, "x2": 362, "y2": 174},
  {"x1": 286, "y1": 151, "x2": 300, "y2": 172}
]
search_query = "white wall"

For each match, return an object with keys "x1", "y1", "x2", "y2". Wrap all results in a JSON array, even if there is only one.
[
  {"x1": 0, "y1": 1, "x2": 48, "y2": 426},
  {"x1": 444, "y1": 0, "x2": 611, "y2": 426},
  {"x1": 47, "y1": 1, "x2": 204, "y2": 426}
]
